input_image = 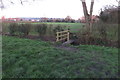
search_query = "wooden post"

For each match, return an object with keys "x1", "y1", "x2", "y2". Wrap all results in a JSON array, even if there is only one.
[
  {"x1": 61, "y1": 32, "x2": 62, "y2": 42},
  {"x1": 56, "y1": 30, "x2": 70, "y2": 42},
  {"x1": 67, "y1": 30, "x2": 70, "y2": 42},
  {"x1": 56, "y1": 32, "x2": 59, "y2": 42}
]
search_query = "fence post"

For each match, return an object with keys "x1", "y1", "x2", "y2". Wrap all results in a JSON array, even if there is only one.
[
  {"x1": 56, "y1": 32, "x2": 59, "y2": 42},
  {"x1": 56, "y1": 30, "x2": 70, "y2": 42},
  {"x1": 61, "y1": 32, "x2": 62, "y2": 42},
  {"x1": 67, "y1": 30, "x2": 70, "y2": 42}
]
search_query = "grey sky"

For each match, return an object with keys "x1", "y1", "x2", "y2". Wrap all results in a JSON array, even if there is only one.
[{"x1": 0, "y1": 0, "x2": 118, "y2": 19}]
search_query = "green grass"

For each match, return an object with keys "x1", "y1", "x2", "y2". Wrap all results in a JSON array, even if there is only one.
[
  {"x1": 91, "y1": 23, "x2": 118, "y2": 41},
  {"x1": 0, "y1": 35, "x2": 2, "y2": 79},
  {"x1": 2, "y1": 22, "x2": 84, "y2": 34},
  {"x1": 2, "y1": 36, "x2": 118, "y2": 78},
  {"x1": 2, "y1": 22, "x2": 118, "y2": 41},
  {"x1": 43, "y1": 22, "x2": 84, "y2": 33}
]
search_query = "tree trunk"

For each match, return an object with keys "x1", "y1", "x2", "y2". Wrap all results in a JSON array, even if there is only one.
[
  {"x1": 81, "y1": 1, "x2": 90, "y2": 33},
  {"x1": 89, "y1": 1, "x2": 94, "y2": 33},
  {"x1": 81, "y1": 0, "x2": 94, "y2": 34}
]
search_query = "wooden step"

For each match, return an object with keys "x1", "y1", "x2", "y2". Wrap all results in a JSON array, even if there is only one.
[{"x1": 62, "y1": 40, "x2": 74, "y2": 45}]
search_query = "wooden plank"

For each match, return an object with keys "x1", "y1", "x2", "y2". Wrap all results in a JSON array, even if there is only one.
[
  {"x1": 56, "y1": 30, "x2": 69, "y2": 34},
  {"x1": 57, "y1": 34, "x2": 68, "y2": 37},
  {"x1": 59, "y1": 37, "x2": 67, "y2": 41},
  {"x1": 67, "y1": 32, "x2": 70, "y2": 41},
  {"x1": 62, "y1": 40, "x2": 74, "y2": 45},
  {"x1": 56, "y1": 30, "x2": 70, "y2": 42},
  {"x1": 56, "y1": 32, "x2": 59, "y2": 42}
]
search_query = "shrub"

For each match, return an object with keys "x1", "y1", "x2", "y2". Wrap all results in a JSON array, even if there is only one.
[
  {"x1": 53, "y1": 25, "x2": 65, "y2": 37},
  {"x1": 18, "y1": 24, "x2": 31, "y2": 36},
  {"x1": 99, "y1": 5, "x2": 119, "y2": 23},
  {"x1": 73, "y1": 20, "x2": 108, "y2": 45},
  {"x1": 92, "y1": 21, "x2": 107, "y2": 40},
  {"x1": 8, "y1": 23, "x2": 18, "y2": 36},
  {"x1": 46, "y1": 24, "x2": 54, "y2": 36},
  {"x1": 53, "y1": 25, "x2": 64, "y2": 34},
  {"x1": 35, "y1": 23, "x2": 47, "y2": 37}
]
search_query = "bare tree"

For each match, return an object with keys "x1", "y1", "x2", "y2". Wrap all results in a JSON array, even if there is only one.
[
  {"x1": 0, "y1": 0, "x2": 4, "y2": 10},
  {"x1": 0, "y1": 0, "x2": 38, "y2": 10},
  {"x1": 80, "y1": 0, "x2": 94, "y2": 33},
  {"x1": 116, "y1": 0, "x2": 120, "y2": 6}
]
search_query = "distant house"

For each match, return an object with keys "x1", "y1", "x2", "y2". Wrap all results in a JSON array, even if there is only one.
[
  {"x1": 79, "y1": 15, "x2": 99, "y2": 23},
  {"x1": 91, "y1": 15, "x2": 99, "y2": 22},
  {"x1": 2, "y1": 17, "x2": 76, "y2": 23},
  {"x1": 1, "y1": 16, "x2": 5, "y2": 21},
  {"x1": 5, "y1": 18, "x2": 21, "y2": 21},
  {"x1": 79, "y1": 16, "x2": 86, "y2": 23}
]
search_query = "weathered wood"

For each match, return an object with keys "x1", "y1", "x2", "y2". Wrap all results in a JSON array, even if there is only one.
[
  {"x1": 59, "y1": 37, "x2": 67, "y2": 41},
  {"x1": 62, "y1": 40, "x2": 74, "y2": 46},
  {"x1": 56, "y1": 30, "x2": 69, "y2": 34},
  {"x1": 56, "y1": 30, "x2": 70, "y2": 42},
  {"x1": 56, "y1": 32, "x2": 59, "y2": 42},
  {"x1": 57, "y1": 34, "x2": 68, "y2": 37},
  {"x1": 67, "y1": 31, "x2": 70, "y2": 41}
]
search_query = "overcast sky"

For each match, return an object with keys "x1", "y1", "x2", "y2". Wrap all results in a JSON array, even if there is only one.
[{"x1": 0, "y1": 0, "x2": 118, "y2": 20}]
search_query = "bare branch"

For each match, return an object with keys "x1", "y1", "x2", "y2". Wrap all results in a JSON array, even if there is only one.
[
  {"x1": 81, "y1": 0, "x2": 85, "y2": 2},
  {"x1": 90, "y1": 1, "x2": 94, "y2": 17},
  {"x1": 0, "y1": 0, "x2": 4, "y2": 9},
  {"x1": 9, "y1": 0, "x2": 15, "y2": 4},
  {"x1": 20, "y1": 0, "x2": 23, "y2": 5},
  {"x1": 10, "y1": 2, "x2": 14, "y2": 4},
  {"x1": 116, "y1": 0, "x2": 119, "y2": 2}
]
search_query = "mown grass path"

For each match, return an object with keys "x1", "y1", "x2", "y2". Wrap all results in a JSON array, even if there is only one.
[{"x1": 2, "y1": 36, "x2": 118, "y2": 78}]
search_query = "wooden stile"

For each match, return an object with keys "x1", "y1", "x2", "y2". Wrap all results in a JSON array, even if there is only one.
[{"x1": 56, "y1": 30, "x2": 70, "y2": 42}]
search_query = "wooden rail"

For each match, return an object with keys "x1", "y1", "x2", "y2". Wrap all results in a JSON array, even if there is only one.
[{"x1": 56, "y1": 30, "x2": 70, "y2": 42}]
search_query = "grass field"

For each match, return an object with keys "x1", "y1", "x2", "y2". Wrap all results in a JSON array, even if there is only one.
[
  {"x1": 42, "y1": 22, "x2": 84, "y2": 33},
  {"x1": 2, "y1": 22, "x2": 84, "y2": 34},
  {"x1": 2, "y1": 22, "x2": 118, "y2": 42},
  {"x1": 2, "y1": 36, "x2": 118, "y2": 78}
]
